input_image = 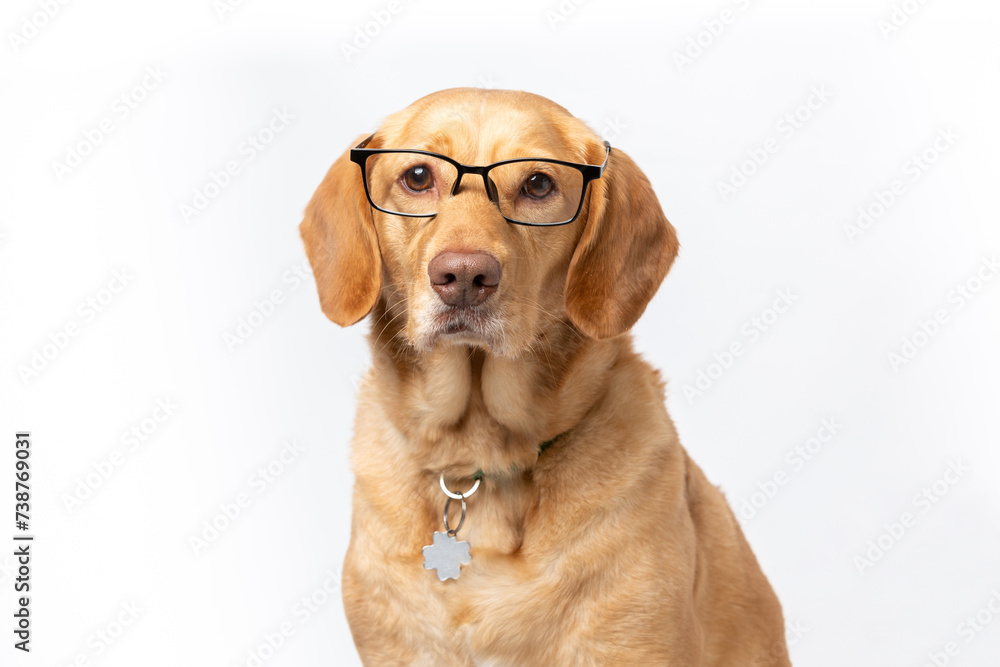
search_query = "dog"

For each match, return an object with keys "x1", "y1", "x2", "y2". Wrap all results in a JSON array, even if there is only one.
[{"x1": 300, "y1": 88, "x2": 790, "y2": 666}]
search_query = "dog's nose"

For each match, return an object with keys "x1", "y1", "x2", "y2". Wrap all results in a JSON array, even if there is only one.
[{"x1": 428, "y1": 251, "x2": 501, "y2": 308}]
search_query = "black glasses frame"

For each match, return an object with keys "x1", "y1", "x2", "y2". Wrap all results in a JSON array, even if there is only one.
[{"x1": 349, "y1": 135, "x2": 612, "y2": 227}]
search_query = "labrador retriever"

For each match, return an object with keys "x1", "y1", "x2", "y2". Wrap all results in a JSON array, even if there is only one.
[{"x1": 301, "y1": 88, "x2": 790, "y2": 666}]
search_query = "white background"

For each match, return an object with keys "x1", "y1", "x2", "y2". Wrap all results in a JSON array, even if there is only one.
[{"x1": 2, "y1": 0, "x2": 999, "y2": 665}]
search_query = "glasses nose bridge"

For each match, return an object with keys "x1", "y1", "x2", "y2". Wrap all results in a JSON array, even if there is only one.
[{"x1": 451, "y1": 164, "x2": 499, "y2": 205}]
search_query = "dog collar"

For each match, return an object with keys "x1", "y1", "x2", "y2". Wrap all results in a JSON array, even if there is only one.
[
  {"x1": 473, "y1": 431, "x2": 564, "y2": 481},
  {"x1": 421, "y1": 431, "x2": 567, "y2": 581}
]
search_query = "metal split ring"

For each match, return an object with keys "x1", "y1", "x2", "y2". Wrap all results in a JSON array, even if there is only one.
[
  {"x1": 439, "y1": 473, "x2": 480, "y2": 500},
  {"x1": 443, "y1": 496, "x2": 467, "y2": 537}
]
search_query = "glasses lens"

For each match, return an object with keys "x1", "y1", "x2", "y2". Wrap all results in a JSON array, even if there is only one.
[
  {"x1": 488, "y1": 161, "x2": 584, "y2": 225},
  {"x1": 364, "y1": 152, "x2": 458, "y2": 216}
]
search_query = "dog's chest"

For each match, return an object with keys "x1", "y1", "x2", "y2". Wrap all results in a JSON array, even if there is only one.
[
  {"x1": 428, "y1": 540, "x2": 583, "y2": 666},
  {"x1": 446, "y1": 581, "x2": 561, "y2": 667},
  {"x1": 471, "y1": 658, "x2": 513, "y2": 667},
  {"x1": 417, "y1": 506, "x2": 569, "y2": 664}
]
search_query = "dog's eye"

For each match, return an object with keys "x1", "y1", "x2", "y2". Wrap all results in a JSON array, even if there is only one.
[
  {"x1": 521, "y1": 173, "x2": 553, "y2": 199},
  {"x1": 403, "y1": 165, "x2": 434, "y2": 192}
]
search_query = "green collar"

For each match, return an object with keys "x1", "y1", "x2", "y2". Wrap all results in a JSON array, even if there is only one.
[
  {"x1": 473, "y1": 431, "x2": 566, "y2": 482},
  {"x1": 538, "y1": 435, "x2": 560, "y2": 455}
]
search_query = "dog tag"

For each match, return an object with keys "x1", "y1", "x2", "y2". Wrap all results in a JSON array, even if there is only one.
[{"x1": 422, "y1": 531, "x2": 471, "y2": 581}]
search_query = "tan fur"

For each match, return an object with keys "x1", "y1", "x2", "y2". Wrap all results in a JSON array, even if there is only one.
[{"x1": 301, "y1": 88, "x2": 790, "y2": 666}]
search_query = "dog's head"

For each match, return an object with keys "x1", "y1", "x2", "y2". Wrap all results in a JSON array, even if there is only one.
[{"x1": 301, "y1": 88, "x2": 678, "y2": 355}]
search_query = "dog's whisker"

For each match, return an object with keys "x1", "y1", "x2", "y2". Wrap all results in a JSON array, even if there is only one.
[{"x1": 372, "y1": 305, "x2": 410, "y2": 358}]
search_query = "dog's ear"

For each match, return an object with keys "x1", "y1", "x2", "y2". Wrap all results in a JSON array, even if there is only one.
[
  {"x1": 300, "y1": 135, "x2": 382, "y2": 326},
  {"x1": 565, "y1": 147, "x2": 679, "y2": 340}
]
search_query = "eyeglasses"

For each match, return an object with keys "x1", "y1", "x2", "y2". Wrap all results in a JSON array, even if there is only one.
[{"x1": 350, "y1": 135, "x2": 611, "y2": 227}]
